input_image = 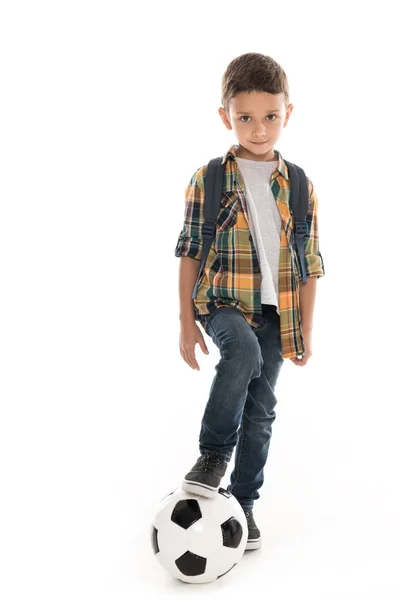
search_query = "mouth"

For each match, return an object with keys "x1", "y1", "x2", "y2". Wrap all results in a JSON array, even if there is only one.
[{"x1": 250, "y1": 141, "x2": 268, "y2": 145}]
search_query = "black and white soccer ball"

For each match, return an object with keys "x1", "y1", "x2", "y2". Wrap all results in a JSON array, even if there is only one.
[{"x1": 151, "y1": 486, "x2": 248, "y2": 584}]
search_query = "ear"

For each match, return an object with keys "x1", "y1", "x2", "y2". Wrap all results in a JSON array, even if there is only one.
[
  {"x1": 218, "y1": 107, "x2": 232, "y2": 131},
  {"x1": 283, "y1": 104, "x2": 294, "y2": 128}
]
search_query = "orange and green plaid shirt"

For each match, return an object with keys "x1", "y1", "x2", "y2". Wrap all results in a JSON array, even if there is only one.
[{"x1": 174, "y1": 143, "x2": 325, "y2": 359}]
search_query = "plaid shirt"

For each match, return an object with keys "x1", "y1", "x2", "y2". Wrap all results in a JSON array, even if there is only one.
[{"x1": 174, "y1": 143, "x2": 325, "y2": 359}]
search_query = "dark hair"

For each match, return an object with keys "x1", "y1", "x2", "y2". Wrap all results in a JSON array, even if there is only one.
[{"x1": 221, "y1": 52, "x2": 290, "y2": 111}]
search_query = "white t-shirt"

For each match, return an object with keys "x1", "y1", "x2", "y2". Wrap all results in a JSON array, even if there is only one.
[{"x1": 235, "y1": 157, "x2": 281, "y2": 314}]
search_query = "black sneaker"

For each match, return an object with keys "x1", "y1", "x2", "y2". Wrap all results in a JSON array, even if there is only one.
[
  {"x1": 244, "y1": 509, "x2": 262, "y2": 550},
  {"x1": 181, "y1": 453, "x2": 228, "y2": 498}
]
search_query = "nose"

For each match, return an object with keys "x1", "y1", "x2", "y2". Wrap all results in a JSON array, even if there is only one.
[{"x1": 253, "y1": 123, "x2": 268, "y2": 137}]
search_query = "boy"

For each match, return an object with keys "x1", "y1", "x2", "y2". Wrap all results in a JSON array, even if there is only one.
[{"x1": 174, "y1": 53, "x2": 325, "y2": 551}]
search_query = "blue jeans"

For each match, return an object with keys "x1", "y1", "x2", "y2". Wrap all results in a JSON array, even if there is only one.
[{"x1": 198, "y1": 304, "x2": 284, "y2": 510}]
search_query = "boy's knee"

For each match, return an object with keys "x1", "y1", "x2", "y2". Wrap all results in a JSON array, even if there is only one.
[{"x1": 220, "y1": 334, "x2": 262, "y2": 373}]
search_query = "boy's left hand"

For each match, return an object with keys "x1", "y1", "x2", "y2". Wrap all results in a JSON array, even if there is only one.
[{"x1": 290, "y1": 330, "x2": 313, "y2": 366}]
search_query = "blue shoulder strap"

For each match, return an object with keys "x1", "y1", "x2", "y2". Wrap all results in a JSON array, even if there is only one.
[
  {"x1": 191, "y1": 157, "x2": 224, "y2": 299},
  {"x1": 192, "y1": 155, "x2": 309, "y2": 300},
  {"x1": 284, "y1": 160, "x2": 310, "y2": 283}
]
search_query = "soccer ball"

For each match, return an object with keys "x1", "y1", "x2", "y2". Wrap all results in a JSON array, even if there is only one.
[{"x1": 151, "y1": 486, "x2": 248, "y2": 584}]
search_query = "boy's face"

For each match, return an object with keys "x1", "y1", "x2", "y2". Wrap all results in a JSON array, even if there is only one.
[{"x1": 218, "y1": 91, "x2": 293, "y2": 161}]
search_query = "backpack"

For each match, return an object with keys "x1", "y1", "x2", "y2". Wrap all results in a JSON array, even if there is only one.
[{"x1": 192, "y1": 155, "x2": 310, "y2": 300}]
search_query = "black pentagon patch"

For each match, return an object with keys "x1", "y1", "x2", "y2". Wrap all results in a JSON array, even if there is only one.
[
  {"x1": 221, "y1": 517, "x2": 243, "y2": 548},
  {"x1": 171, "y1": 499, "x2": 202, "y2": 529},
  {"x1": 175, "y1": 550, "x2": 207, "y2": 576},
  {"x1": 218, "y1": 487, "x2": 232, "y2": 498},
  {"x1": 151, "y1": 526, "x2": 159, "y2": 554},
  {"x1": 217, "y1": 562, "x2": 237, "y2": 579}
]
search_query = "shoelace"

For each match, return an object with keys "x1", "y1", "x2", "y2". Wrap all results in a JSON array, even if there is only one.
[
  {"x1": 244, "y1": 510, "x2": 256, "y2": 528},
  {"x1": 198, "y1": 455, "x2": 221, "y2": 472}
]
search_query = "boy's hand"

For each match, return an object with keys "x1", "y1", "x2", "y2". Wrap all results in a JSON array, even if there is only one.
[
  {"x1": 290, "y1": 330, "x2": 313, "y2": 367},
  {"x1": 179, "y1": 321, "x2": 209, "y2": 371}
]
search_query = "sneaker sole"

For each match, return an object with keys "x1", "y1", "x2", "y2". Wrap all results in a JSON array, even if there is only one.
[
  {"x1": 245, "y1": 537, "x2": 262, "y2": 551},
  {"x1": 181, "y1": 479, "x2": 219, "y2": 499}
]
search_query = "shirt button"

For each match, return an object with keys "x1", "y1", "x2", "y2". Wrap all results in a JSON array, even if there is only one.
[
  {"x1": 254, "y1": 292, "x2": 259, "y2": 298},
  {"x1": 249, "y1": 235, "x2": 253, "y2": 242},
  {"x1": 254, "y1": 267, "x2": 260, "y2": 273}
]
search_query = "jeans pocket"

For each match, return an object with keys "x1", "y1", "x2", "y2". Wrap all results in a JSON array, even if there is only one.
[{"x1": 200, "y1": 310, "x2": 217, "y2": 337}]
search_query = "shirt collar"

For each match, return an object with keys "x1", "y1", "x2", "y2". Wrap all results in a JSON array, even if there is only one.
[{"x1": 221, "y1": 143, "x2": 289, "y2": 180}]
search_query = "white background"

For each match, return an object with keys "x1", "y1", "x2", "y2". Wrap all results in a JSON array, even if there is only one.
[{"x1": 1, "y1": 1, "x2": 399, "y2": 598}]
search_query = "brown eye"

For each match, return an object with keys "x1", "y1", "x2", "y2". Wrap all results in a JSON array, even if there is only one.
[{"x1": 239, "y1": 114, "x2": 277, "y2": 122}]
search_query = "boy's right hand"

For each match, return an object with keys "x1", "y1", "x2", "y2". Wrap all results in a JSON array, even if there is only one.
[{"x1": 179, "y1": 321, "x2": 209, "y2": 371}]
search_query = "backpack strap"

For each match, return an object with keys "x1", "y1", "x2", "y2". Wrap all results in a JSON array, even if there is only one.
[
  {"x1": 285, "y1": 160, "x2": 310, "y2": 283},
  {"x1": 191, "y1": 157, "x2": 225, "y2": 299}
]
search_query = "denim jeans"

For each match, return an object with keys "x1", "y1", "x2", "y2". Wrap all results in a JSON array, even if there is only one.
[{"x1": 198, "y1": 304, "x2": 284, "y2": 510}]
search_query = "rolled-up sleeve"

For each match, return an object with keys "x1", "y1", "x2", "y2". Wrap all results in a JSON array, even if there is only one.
[
  {"x1": 174, "y1": 168, "x2": 205, "y2": 261},
  {"x1": 303, "y1": 179, "x2": 325, "y2": 278}
]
